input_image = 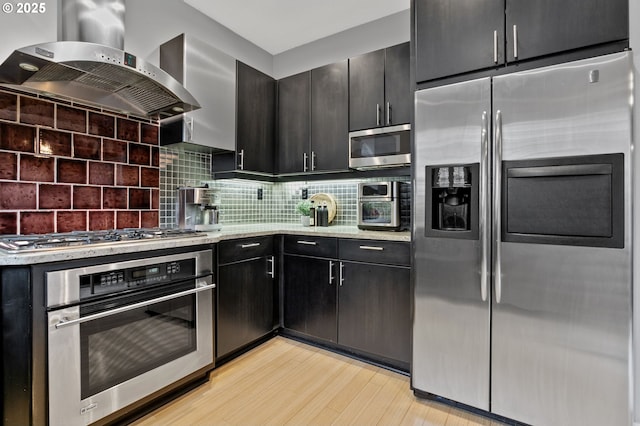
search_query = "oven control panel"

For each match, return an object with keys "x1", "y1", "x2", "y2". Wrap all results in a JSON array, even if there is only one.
[{"x1": 80, "y1": 258, "x2": 196, "y2": 299}]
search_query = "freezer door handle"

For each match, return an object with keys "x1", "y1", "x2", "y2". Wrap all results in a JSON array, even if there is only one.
[
  {"x1": 513, "y1": 25, "x2": 518, "y2": 59},
  {"x1": 494, "y1": 110, "x2": 503, "y2": 304},
  {"x1": 480, "y1": 111, "x2": 489, "y2": 302},
  {"x1": 493, "y1": 30, "x2": 498, "y2": 64}
]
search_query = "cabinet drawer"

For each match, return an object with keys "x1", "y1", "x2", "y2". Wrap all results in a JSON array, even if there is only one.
[
  {"x1": 283, "y1": 235, "x2": 338, "y2": 258},
  {"x1": 339, "y1": 239, "x2": 410, "y2": 266},
  {"x1": 218, "y1": 236, "x2": 273, "y2": 264}
]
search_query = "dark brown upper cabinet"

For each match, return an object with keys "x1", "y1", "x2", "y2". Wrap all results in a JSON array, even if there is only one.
[
  {"x1": 414, "y1": 0, "x2": 628, "y2": 83},
  {"x1": 236, "y1": 61, "x2": 276, "y2": 174},
  {"x1": 277, "y1": 61, "x2": 349, "y2": 175},
  {"x1": 277, "y1": 71, "x2": 310, "y2": 174},
  {"x1": 310, "y1": 60, "x2": 349, "y2": 173},
  {"x1": 504, "y1": 0, "x2": 628, "y2": 63},
  {"x1": 349, "y1": 42, "x2": 411, "y2": 131}
]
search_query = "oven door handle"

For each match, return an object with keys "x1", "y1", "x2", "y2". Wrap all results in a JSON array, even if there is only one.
[{"x1": 54, "y1": 278, "x2": 215, "y2": 329}]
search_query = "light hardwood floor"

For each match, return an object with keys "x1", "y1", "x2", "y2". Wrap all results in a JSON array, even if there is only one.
[{"x1": 132, "y1": 337, "x2": 506, "y2": 426}]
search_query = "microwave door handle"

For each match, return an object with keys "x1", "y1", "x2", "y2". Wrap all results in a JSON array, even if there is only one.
[
  {"x1": 480, "y1": 111, "x2": 489, "y2": 302},
  {"x1": 494, "y1": 110, "x2": 503, "y2": 304}
]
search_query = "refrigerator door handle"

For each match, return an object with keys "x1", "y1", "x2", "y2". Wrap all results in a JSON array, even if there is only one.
[
  {"x1": 480, "y1": 111, "x2": 489, "y2": 302},
  {"x1": 513, "y1": 25, "x2": 518, "y2": 59},
  {"x1": 494, "y1": 110, "x2": 503, "y2": 304}
]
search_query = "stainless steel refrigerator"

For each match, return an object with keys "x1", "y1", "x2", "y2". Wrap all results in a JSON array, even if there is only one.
[{"x1": 412, "y1": 52, "x2": 633, "y2": 426}]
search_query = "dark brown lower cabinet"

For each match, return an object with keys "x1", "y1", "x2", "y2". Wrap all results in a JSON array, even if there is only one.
[
  {"x1": 338, "y1": 261, "x2": 411, "y2": 365},
  {"x1": 283, "y1": 254, "x2": 337, "y2": 342},
  {"x1": 282, "y1": 237, "x2": 411, "y2": 370},
  {"x1": 217, "y1": 255, "x2": 275, "y2": 359}
]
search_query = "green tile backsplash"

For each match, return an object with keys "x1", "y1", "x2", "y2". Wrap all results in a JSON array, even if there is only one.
[{"x1": 159, "y1": 147, "x2": 408, "y2": 228}]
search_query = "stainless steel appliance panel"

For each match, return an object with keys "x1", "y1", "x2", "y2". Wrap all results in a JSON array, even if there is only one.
[
  {"x1": 160, "y1": 34, "x2": 236, "y2": 151},
  {"x1": 46, "y1": 250, "x2": 215, "y2": 426},
  {"x1": 413, "y1": 77, "x2": 491, "y2": 410},
  {"x1": 492, "y1": 244, "x2": 630, "y2": 425},
  {"x1": 491, "y1": 52, "x2": 632, "y2": 426},
  {"x1": 494, "y1": 52, "x2": 633, "y2": 161}
]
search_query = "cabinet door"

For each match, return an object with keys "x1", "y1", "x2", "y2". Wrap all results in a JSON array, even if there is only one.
[
  {"x1": 349, "y1": 49, "x2": 385, "y2": 131},
  {"x1": 338, "y1": 262, "x2": 411, "y2": 364},
  {"x1": 415, "y1": 0, "x2": 504, "y2": 83},
  {"x1": 236, "y1": 61, "x2": 275, "y2": 174},
  {"x1": 311, "y1": 61, "x2": 349, "y2": 172},
  {"x1": 283, "y1": 255, "x2": 337, "y2": 342},
  {"x1": 277, "y1": 71, "x2": 310, "y2": 174},
  {"x1": 217, "y1": 257, "x2": 274, "y2": 358},
  {"x1": 505, "y1": 0, "x2": 628, "y2": 63},
  {"x1": 384, "y1": 43, "x2": 412, "y2": 127}
]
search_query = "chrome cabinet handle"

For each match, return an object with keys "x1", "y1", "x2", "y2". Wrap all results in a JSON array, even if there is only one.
[
  {"x1": 494, "y1": 110, "x2": 503, "y2": 304},
  {"x1": 359, "y1": 245, "x2": 384, "y2": 251},
  {"x1": 303, "y1": 152, "x2": 308, "y2": 172},
  {"x1": 386, "y1": 102, "x2": 391, "y2": 125},
  {"x1": 493, "y1": 30, "x2": 498, "y2": 63},
  {"x1": 238, "y1": 149, "x2": 245, "y2": 170},
  {"x1": 241, "y1": 242, "x2": 260, "y2": 249},
  {"x1": 339, "y1": 262, "x2": 344, "y2": 286},
  {"x1": 480, "y1": 111, "x2": 489, "y2": 302},
  {"x1": 376, "y1": 104, "x2": 381, "y2": 126},
  {"x1": 267, "y1": 255, "x2": 275, "y2": 278},
  {"x1": 513, "y1": 25, "x2": 518, "y2": 59},
  {"x1": 297, "y1": 240, "x2": 317, "y2": 246},
  {"x1": 54, "y1": 278, "x2": 215, "y2": 329},
  {"x1": 311, "y1": 151, "x2": 317, "y2": 171},
  {"x1": 329, "y1": 261, "x2": 335, "y2": 285}
]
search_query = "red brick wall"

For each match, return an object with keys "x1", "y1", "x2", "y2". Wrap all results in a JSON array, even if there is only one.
[{"x1": 0, "y1": 89, "x2": 160, "y2": 234}]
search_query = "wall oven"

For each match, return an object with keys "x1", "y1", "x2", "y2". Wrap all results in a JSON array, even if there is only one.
[
  {"x1": 349, "y1": 124, "x2": 411, "y2": 169},
  {"x1": 46, "y1": 249, "x2": 214, "y2": 426}
]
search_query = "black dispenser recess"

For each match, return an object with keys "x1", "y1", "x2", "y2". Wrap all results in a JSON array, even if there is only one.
[{"x1": 425, "y1": 164, "x2": 479, "y2": 240}]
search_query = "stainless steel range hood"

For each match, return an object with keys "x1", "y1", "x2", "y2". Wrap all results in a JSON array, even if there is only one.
[{"x1": 0, "y1": 0, "x2": 200, "y2": 119}]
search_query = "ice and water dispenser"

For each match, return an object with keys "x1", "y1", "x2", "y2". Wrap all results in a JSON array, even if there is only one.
[{"x1": 425, "y1": 164, "x2": 479, "y2": 239}]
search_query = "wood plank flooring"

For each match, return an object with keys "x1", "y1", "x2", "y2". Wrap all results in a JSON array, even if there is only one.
[{"x1": 132, "y1": 337, "x2": 505, "y2": 426}]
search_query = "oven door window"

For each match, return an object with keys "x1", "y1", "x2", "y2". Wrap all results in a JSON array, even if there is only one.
[
  {"x1": 502, "y1": 153, "x2": 624, "y2": 248},
  {"x1": 79, "y1": 281, "x2": 197, "y2": 399},
  {"x1": 361, "y1": 201, "x2": 394, "y2": 224}
]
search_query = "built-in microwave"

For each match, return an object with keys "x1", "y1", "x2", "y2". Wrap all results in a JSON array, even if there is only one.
[{"x1": 349, "y1": 124, "x2": 411, "y2": 169}]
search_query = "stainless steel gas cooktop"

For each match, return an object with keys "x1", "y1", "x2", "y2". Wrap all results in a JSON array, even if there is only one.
[{"x1": 0, "y1": 228, "x2": 206, "y2": 253}]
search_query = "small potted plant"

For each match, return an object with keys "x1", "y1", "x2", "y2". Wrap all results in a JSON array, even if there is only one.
[{"x1": 296, "y1": 200, "x2": 311, "y2": 227}]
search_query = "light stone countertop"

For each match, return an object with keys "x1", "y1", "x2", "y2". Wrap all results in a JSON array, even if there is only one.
[{"x1": 0, "y1": 223, "x2": 411, "y2": 266}]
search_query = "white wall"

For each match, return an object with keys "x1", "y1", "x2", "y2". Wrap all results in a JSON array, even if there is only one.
[
  {"x1": 0, "y1": 0, "x2": 57, "y2": 63},
  {"x1": 124, "y1": 0, "x2": 273, "y2": 75},
  {"x1": 273, "y1": 10, "x2": 410, "y2": 79}
]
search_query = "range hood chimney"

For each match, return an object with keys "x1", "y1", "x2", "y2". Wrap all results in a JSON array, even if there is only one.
[{"x1": 0, "y1": 0, "x2": 199, "y2": 119}]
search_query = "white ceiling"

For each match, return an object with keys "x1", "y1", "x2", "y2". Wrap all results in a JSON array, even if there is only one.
[{"x1": 184, "y1": 0, "x2": 410, "y2": 55}]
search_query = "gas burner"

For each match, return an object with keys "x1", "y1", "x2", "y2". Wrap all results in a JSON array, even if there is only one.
[{"x1": 0, "y1": 228, "x2": 207, "y2": 253}]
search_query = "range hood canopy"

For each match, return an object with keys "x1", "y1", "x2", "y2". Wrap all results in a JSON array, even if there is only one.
[{"x1": 0, "y1": 0, "x2": 200, "y2": 119}]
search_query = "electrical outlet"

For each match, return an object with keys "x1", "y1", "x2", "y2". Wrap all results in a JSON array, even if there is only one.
[
  {"x1": 302, "y1": 188, "x2": 308, "y2": 199},
  {"x1": 257, "y1": 188, "x2": 263, "y2": 200}
]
